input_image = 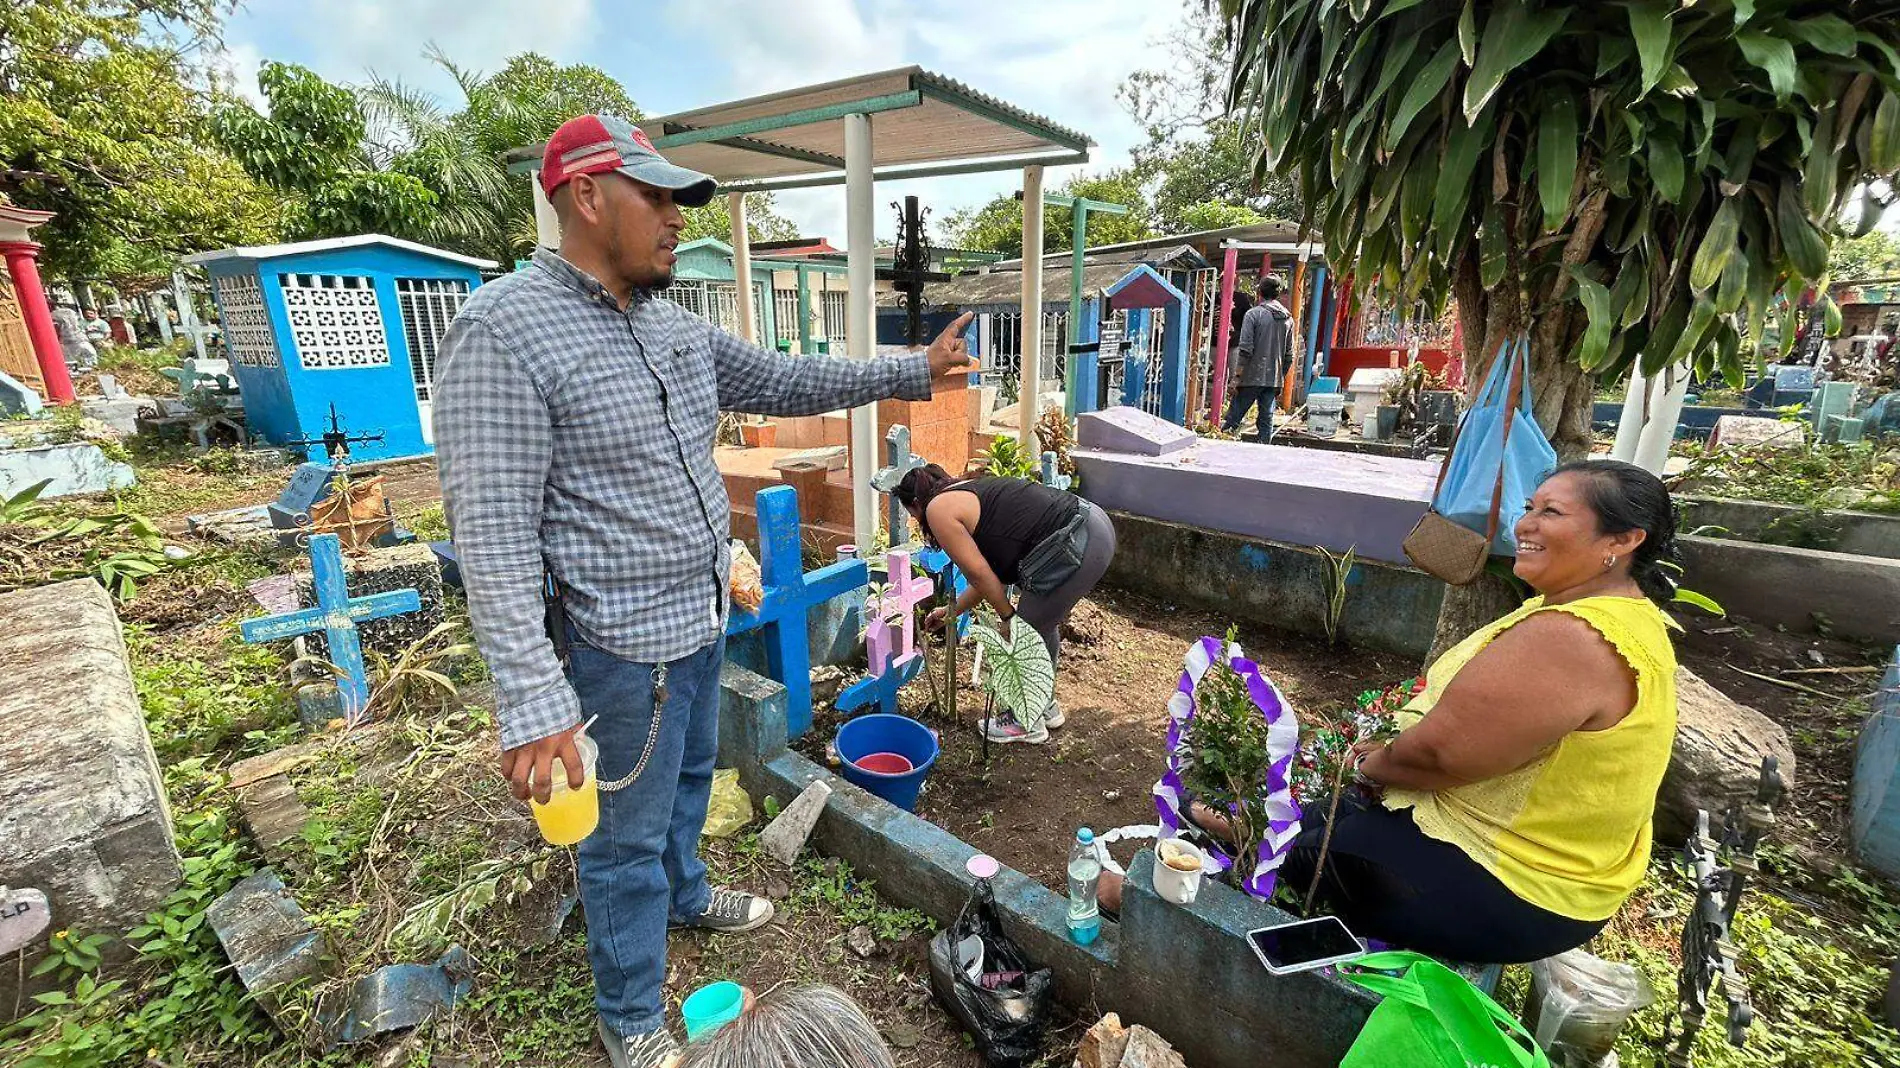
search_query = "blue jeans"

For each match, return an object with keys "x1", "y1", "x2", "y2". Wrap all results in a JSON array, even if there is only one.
[
  {"x1": 567, "y1": 633, "x2": 724, "y2": 1037},
  {"x1": 1222, "y1": 385, "x2": 1277, "y2": 442}
]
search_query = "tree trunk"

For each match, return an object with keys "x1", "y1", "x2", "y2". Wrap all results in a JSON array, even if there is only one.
[{"x1": 1424, "y1": 234, "x2": 1597, "y2": 665}]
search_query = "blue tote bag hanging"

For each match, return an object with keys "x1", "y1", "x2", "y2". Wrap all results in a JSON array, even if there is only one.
[{"x1": 1403, "y1": 338, "x2": 1556, "y2": 582}]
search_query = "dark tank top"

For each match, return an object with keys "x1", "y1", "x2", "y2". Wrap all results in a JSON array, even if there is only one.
[{"x1": 938, "y1": 477, "x2": 1082, "y2": 585}]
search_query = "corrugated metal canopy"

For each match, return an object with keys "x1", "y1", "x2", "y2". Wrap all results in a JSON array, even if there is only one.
[{"x1": 508, "y1": 67, "x2": 1093, "y2": 192}]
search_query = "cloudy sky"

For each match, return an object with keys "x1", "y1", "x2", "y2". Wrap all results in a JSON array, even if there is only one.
[{"x1": 221, "y1": 0, "x2": 1194, "y2": 241}]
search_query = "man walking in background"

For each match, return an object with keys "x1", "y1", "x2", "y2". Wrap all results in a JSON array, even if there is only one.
[
  {"x1": 432, "y1": 115, "x2": 976, "y2": 1068},
  {"x1": 1223, "y1": 276, "x2": 1294, "y2": 442}
]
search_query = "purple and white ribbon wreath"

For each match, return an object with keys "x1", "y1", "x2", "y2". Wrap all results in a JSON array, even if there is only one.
[{"x1": 1153, "y1": 636, "x2": 1303, "y2": 899}]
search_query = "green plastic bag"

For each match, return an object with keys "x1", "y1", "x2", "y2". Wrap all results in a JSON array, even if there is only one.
[{"x1": 1341, "y1": 951, "x2": 1549, "y2": 1068}]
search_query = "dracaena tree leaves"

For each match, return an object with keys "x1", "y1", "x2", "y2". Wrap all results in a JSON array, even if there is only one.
[{"x1": 1220, "y1": 0, "x2": 1900, "y2": 386}]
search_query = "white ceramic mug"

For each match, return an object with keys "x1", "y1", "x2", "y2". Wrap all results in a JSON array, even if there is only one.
[{"x1": 1152, "y1": 838, "x2": 1205, "y2": 905}]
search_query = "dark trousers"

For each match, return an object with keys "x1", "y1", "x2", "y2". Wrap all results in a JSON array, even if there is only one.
[
  {"x1": 1278, "y1": 795, "x2": 1606, "y2": 964},
  {"x1": 1222, "y1": 385, "x2": 1277, "y2": 442}
]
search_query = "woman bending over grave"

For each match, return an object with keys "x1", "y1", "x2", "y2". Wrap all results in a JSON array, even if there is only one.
[
  {"x1": 1107, "y1": 461, "x2": 1681, "y2": 965},
  {"x1": 897, "y1": 463, "x2": 1116, "y2": 744},
  {"x1": 666, "y1": 985, "x2": 895, "y2": 1068}
]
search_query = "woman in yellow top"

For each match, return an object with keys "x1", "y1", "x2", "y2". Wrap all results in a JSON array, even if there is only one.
[{"x1": 1280, "y1": 459, "x2": 1680, "y2": 963}]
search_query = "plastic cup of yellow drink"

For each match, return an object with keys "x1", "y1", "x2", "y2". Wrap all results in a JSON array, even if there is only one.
[{"x1": 531, "y1": 733, "x2": 599, "y2": 846}]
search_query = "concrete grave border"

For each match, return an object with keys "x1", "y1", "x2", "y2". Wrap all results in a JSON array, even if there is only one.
[{"x1": 716, "y1": 661, "x2": 1381, "y2": 1068}]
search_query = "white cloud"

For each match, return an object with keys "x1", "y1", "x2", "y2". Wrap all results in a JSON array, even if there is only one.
[
  {"x1": 669, "y1": 0, "x2": 1184, "y2": 241},
  {"x1": 213, "y1": 41, "x2": 268, "y2": 106},
  {"x1": 230, "y1": 0, "x2": 602, "y2": 98}
]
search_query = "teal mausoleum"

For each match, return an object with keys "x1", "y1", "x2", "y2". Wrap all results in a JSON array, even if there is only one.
[{"x1": 185, "y1": 235, "x2": 497, "y2": 462}]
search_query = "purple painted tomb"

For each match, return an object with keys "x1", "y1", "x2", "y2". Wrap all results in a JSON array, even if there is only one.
[{"x1": 1074, "y1": 407, "x2": 1438, "y2": 565}]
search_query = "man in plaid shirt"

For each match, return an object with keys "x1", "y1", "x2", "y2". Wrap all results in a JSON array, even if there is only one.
[{"x1": 433, "y1": 114, "x2": 975, "y2": 1068}]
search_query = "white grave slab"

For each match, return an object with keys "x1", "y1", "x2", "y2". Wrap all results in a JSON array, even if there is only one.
[{"x1": 1708, "y1": 415, "x2": 1804, "y2": 450}]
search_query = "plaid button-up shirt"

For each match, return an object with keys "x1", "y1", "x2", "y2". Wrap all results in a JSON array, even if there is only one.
[{"x1": 434, "y1": 250, "x2": 931, "y2": 749}]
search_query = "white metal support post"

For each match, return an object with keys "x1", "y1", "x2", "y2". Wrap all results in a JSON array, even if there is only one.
[
  {"x1": 1610, "y1": 366, "x2": 1650, "y2": 462},
  {"x1": 531, "y1": 178, "x2": 561, "y2": 251},
  {"x1": 1634, "y1": 361, "x2": 1692, "y2": 475},
  {"x1": 845, "y1": 113, "x2": 879, "y2": 550},
  {"x1": 1019, "y1": 165, "x2": 1045, "y2": 452},
  {"x1": 728, "y1": 191, "x2": 757, "y2": 344}
]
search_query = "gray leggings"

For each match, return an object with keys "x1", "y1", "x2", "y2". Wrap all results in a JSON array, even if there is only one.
[{"x1": 1017, "y1": 503, "x2": 1117, "y2": 668}]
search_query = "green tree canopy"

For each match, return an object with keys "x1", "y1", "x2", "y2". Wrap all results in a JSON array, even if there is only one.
[
  {"x1": 1120, "y1": 6, "x2": 1304, "y2": 231},
  {"x1": 1223, "y1": 0, "x2": 1900, "y2": 460},
  {"x1": 0, "y1": 0, "x2": 282, "y2": 286},
  {"x1": 215, "y1": 60, "x2": 438, "y2": 240},
  {"x1": 942, "y1": 171, "x2": 1156, "y2": 256},
  {"x1": 1830, "y1": 226, "x2": 1900, "y2": 279}
]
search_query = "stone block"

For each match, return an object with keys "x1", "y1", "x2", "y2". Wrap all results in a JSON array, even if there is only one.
[
  {"x1": 1677, "y1": 535, "x2": 1900, "y2": 644},
  {"x1": 0, "y1": 368, "x2": 44, "y2": 418},
  {"x1": 80, "y1": 396, "x2": 147, "y2": 437},
  {"x1": 1101, "y1": 511, "x2": 1445, "y2": 658},
  {"x1": 1077, "y1": 407, "x2": 1197, "y2": 457},
  {"x1": 0, "y1": 442, "x2": 135, "y2": 498},
  {"x1": 1851, "y1": 648, "x2": 1900, "y2": 880},
  {"x1": 293, "y1": 542, "x2": 446, "y2": 660},
  {"x1": 1707, "y1": 415, "x2": 1802, "y2": 450},
  {"x1": 235, "y1": 774, "x2": 314, "y2": 862},
  {"x1": 207, "y1": 870, "x2": 335, "y2": 1032},
  {"x1": 1077, "y1": 441, "x2": 1438, "y2": 566},
  {"x1": 0, "y1": 580, "x2": 181, "y2": 1000},
  {"x1": 1659, "y1": 668, "x2": 1797, "y2": 845},
  {"x1": 759, "y1": 779, "x2": 832, "y2": 865},
  {"x1": 776, "y1": 445, "x2": 848, "y2": 472}
]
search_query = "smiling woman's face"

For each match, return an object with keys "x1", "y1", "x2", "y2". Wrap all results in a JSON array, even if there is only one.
[{"x1": 1512, "y1": 471, "x2": 1642, "y2": 594}]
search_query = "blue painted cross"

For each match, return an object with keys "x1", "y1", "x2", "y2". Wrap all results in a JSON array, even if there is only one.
[
  {"x1": 915, "y1": 546, "x2": 971, "y2": 640},
  {"x1": 726, "y1": 485, "x2": 868, "y2": 738},
  {"x1": 239, "y1": 533, "x2": 423, "y2": 726}
]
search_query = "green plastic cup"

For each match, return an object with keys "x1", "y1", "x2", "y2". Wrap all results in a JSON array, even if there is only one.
[{"x1": 682, "y1": 981, "x2": 746, "y2": 1041}]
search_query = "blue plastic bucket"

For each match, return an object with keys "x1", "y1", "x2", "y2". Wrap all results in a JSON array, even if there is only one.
[{"x1": 834, "y1": 714, "x2": 940, "y2": 811}]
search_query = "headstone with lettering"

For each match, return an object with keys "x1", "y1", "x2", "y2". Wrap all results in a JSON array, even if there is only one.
[
  {"x1": 266, "y1": 463, "x2": 338, "y2": 531},
  {"x1": 0, "y1": 886, "x2": 52, "y2": 956}
]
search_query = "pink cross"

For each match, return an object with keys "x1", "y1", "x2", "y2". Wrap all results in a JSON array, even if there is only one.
[{"x1": 866, "y1": 550, "x2": 935, "y2": 676}]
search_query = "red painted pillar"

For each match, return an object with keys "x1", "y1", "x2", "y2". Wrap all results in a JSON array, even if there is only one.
[
  {"x1": 1, "y1": 241, "x2": 76, "y2": 404},
  {"x1": 1209, "y1": 245, "x2": 1239, "y2": 422}
]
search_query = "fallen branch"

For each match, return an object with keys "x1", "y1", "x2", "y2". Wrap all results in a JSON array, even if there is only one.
[
  {"x1": 1778, "y1": 665, "x2": 1884, "y2": 677},
  {"x1": 1724, "y1": 664, "x2": 1852, "y2": 699}
]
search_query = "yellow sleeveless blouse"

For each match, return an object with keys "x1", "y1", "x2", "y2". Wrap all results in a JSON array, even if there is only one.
[{"x1": 1384, "y1": 595, "x2": 1678, "y2": 922}]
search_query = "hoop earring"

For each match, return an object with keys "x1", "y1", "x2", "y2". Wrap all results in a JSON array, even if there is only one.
[{"x1": 1604, "y1": 555, "x2": 1617, "y2": 570}]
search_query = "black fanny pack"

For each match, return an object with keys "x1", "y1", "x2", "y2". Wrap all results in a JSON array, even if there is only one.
[{"x1": 1017, "y1": 504, "x2": 1091, "y2": 596}]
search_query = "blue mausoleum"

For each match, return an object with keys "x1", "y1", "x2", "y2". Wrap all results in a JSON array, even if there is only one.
[{"x1": 184, "y1": 235, "x2": 496, "y2": 461}]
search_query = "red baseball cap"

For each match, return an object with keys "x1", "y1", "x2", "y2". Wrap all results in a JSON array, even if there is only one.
[{"x1": 540, "y1": 114, "x2": 716, "y2": 207}]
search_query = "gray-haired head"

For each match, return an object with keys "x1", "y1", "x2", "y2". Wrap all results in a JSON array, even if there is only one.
[{"x1": 673, "y1": 985, "x2": 895, "y2": 1068}]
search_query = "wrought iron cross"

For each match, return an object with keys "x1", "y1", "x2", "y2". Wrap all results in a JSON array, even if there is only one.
[
  {"x1": 880, "y1": 195, "x2": 950, "y2": 346},
  {"x1": 1664, "y1": 755, "x2": 1783, "y2": 1065}
]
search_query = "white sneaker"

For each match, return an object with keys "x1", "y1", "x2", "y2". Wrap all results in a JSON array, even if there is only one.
[
  {"x1": 982, "y1": 712, "x2": 1049, "y2": 744},
  {"x1": 599, "y1": 1019, "x2": 680, "y2": 1068},
  {"x1": 1044, "y1": 701, "x2": 1066, "y2": 729},
  {"x1": 677, "y1": 885, "x2": 775, "y2": 933}
]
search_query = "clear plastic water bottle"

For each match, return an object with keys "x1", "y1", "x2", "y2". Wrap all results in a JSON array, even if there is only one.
[{"x1": 1066, "y1": 827, "x2": 1102, "y2": 945}]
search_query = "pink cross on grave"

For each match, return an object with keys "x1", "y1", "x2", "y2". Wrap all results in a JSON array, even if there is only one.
[
  {"x1": 838, "y1": 550, "x2": 934, "y2": 716},
  {"x1": 867, "y1": 550, "x2": 933, "y2": 676}
]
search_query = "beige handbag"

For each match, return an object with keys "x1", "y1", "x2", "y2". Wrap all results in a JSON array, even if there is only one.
[{"x1": 1401, "y1": 353, "x2": 1526, "y2": 585}]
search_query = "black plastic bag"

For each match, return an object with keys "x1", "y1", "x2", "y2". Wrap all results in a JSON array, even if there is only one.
[{"x1": 927, "y1": 879, "x2": 1053, "y2": 1067}]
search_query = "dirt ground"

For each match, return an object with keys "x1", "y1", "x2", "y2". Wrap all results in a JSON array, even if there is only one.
[{"x1": 798, "y1": 587, "x2": 1419, "y2": 890}]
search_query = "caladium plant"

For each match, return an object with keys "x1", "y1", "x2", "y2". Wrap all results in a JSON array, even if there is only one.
[{"x1": 969, "y1": 614, "x2": 1056, "y2": 729}]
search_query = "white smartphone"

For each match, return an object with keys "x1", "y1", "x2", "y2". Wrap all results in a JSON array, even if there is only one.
[{"x1": 1246, "y1": 916, "x2": 1368, "y2": 975}]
